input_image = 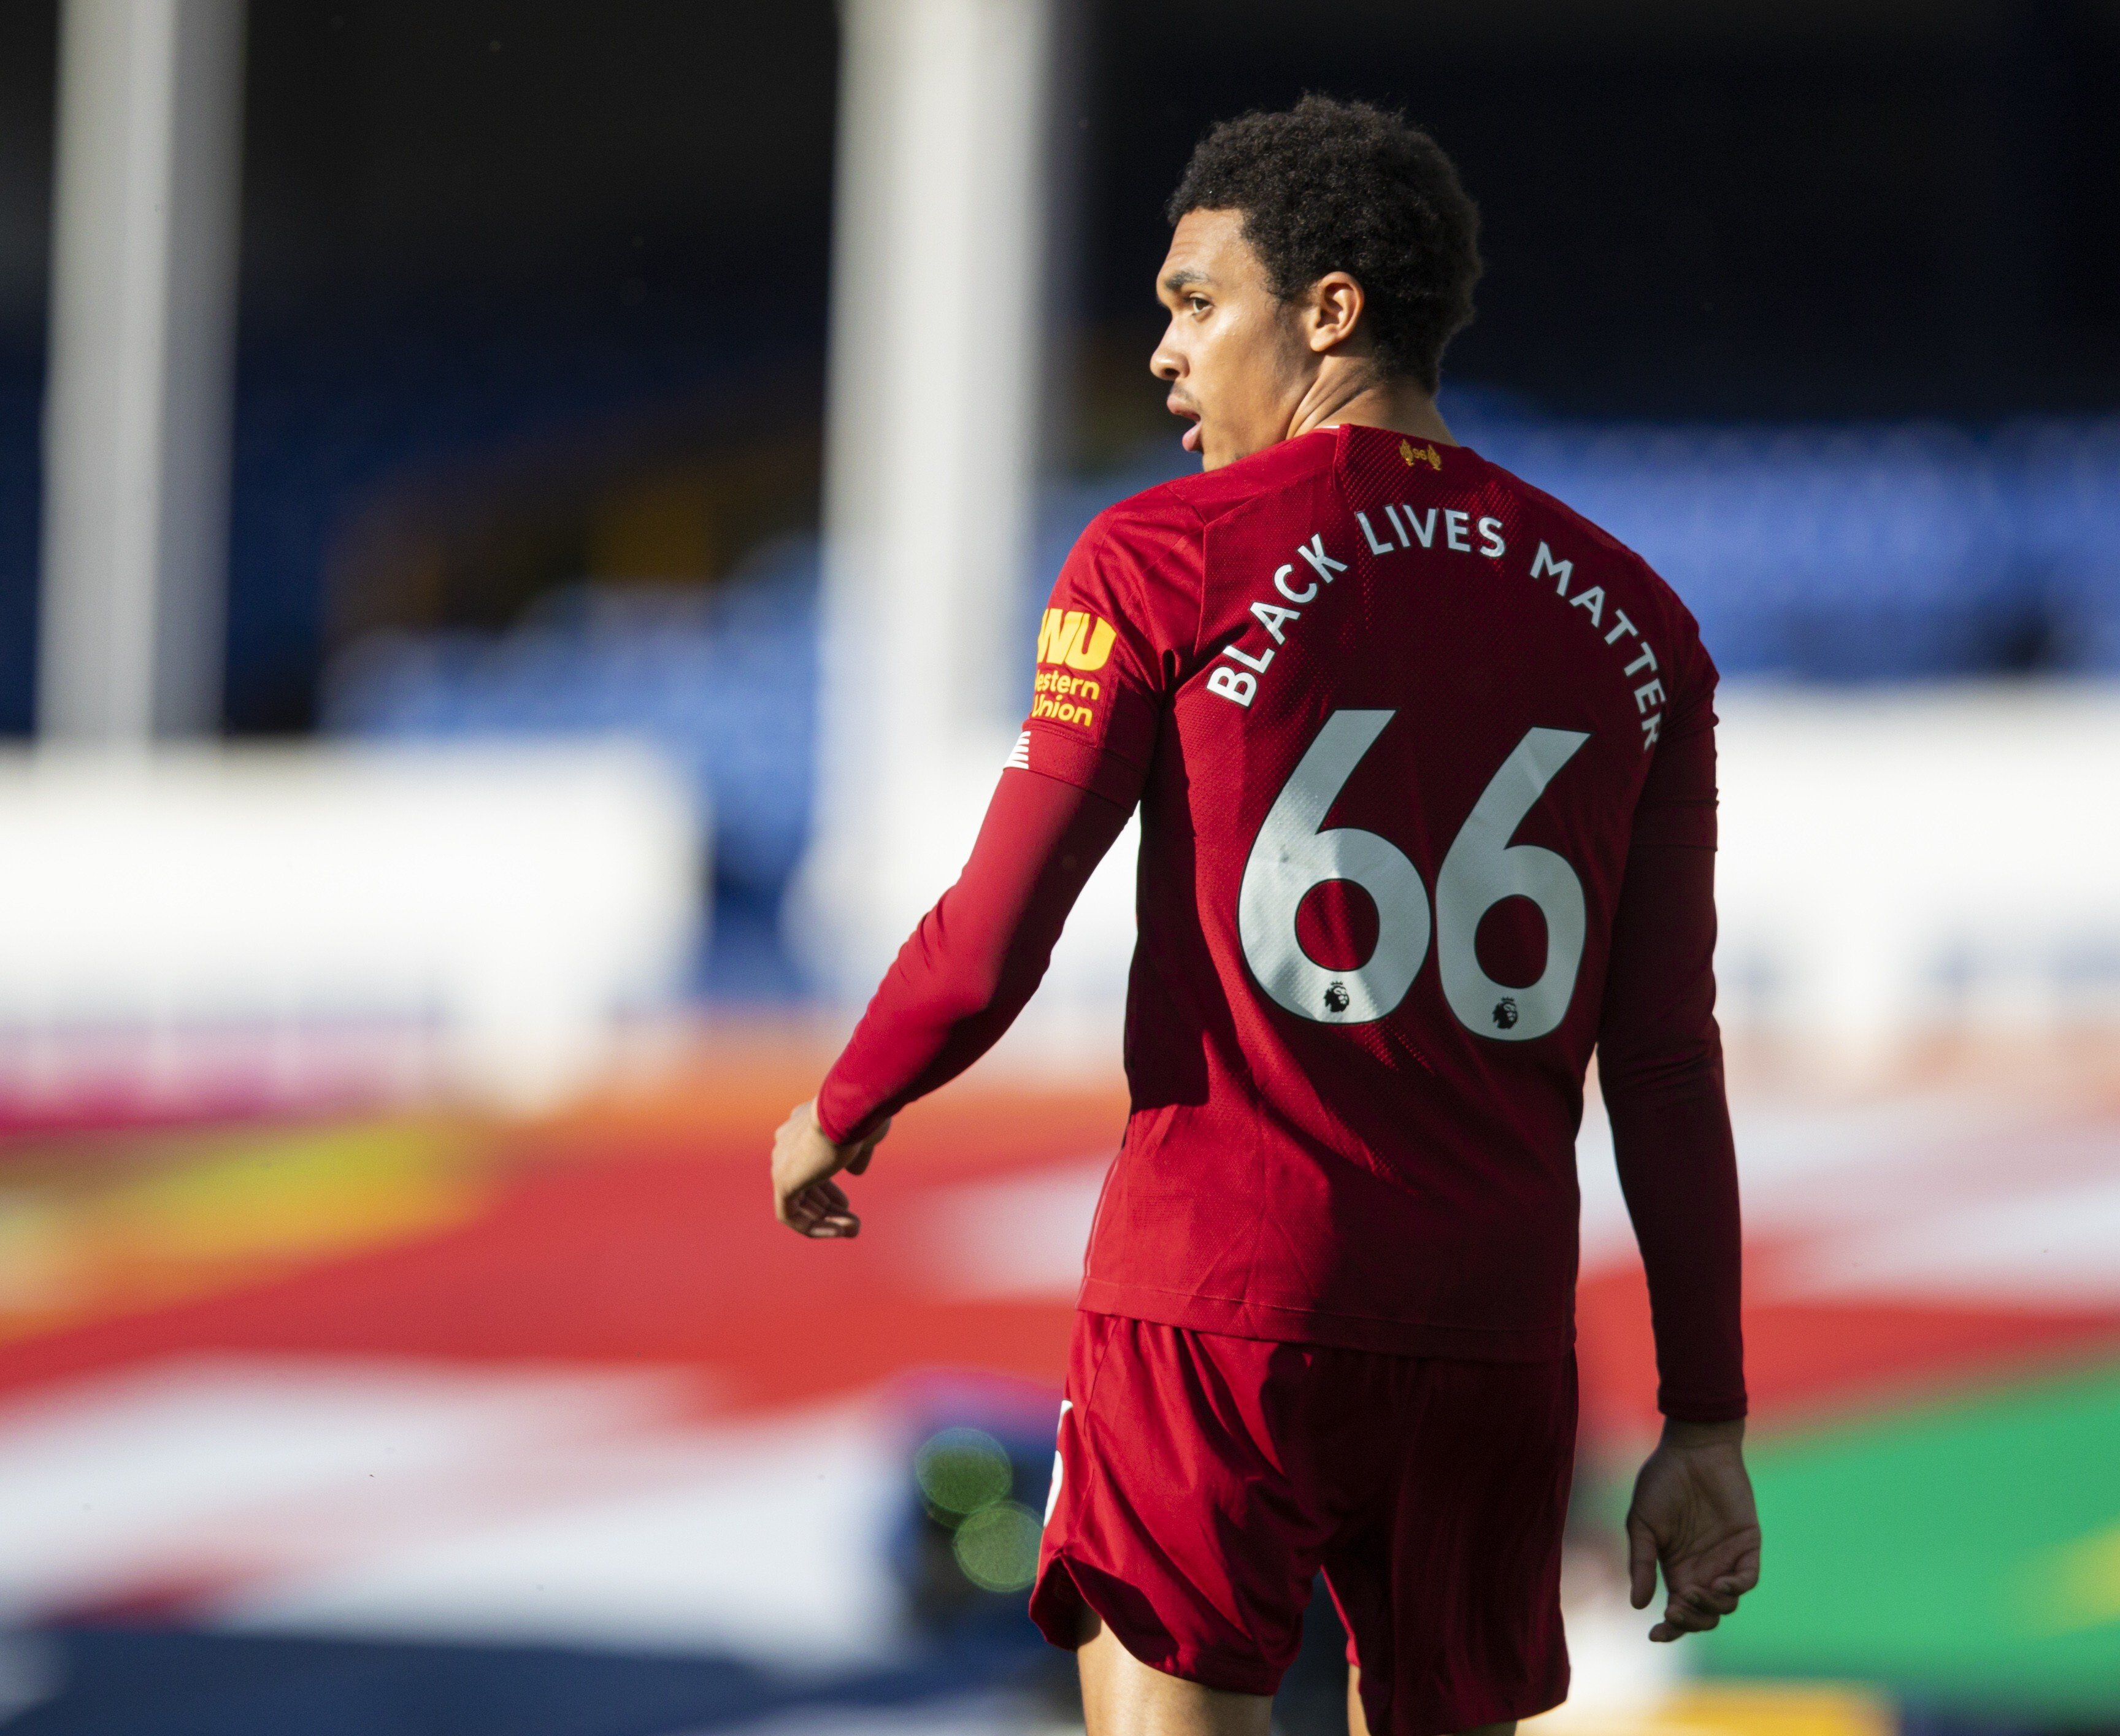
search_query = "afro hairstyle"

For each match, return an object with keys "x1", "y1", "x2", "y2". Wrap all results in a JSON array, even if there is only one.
[{"x1": 1166, "y1": 94, "x2": 1482, "y2": 393}]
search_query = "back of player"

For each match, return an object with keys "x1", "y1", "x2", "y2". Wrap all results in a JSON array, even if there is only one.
[
  {"x1": 1017, "y1": 421, "x2": 1711, "y2": 1734},
  {"x1": 1047, "y1": 424, "x2": 1711, "y2": 1367},
  {"x1": 770, "y1": 96, "x2": 1760, "y2": 1736}
]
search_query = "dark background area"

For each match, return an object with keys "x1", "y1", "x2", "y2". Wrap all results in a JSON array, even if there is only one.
[
  {"x1": 1, "y1": 0, "x2": 2118, "y2": 734},
  {"x1": 1082, "y1": 0, "x2": 2120, "y2": 429}
]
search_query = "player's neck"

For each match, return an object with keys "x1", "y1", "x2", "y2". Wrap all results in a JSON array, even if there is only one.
[{"x1": 1286, "y1": 367, "x2": 1457, "y2": 448}]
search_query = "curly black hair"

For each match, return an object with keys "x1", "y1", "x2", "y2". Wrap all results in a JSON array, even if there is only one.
[{"x1": 1165, "y1": 95, "x2": 1481, "y2": 394}]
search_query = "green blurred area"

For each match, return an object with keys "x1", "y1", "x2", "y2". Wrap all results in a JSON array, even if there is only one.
[{"x1": 1693, "y1": 1362, "x2": 2120, "y2": 1719}]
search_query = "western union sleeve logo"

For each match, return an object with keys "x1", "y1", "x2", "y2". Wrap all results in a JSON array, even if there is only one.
[
  {"x1": 1037, "y1": 609, "x2": 1116, "y2": 671},
  {"x1": 1031, "y1": 609, "x2": 1113, "y2": 728}
]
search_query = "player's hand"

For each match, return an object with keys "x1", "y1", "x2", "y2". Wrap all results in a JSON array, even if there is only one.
[
  {"x1": 1625, "y1": 1418, "x2": 1762, "y2": 1642},
  {"x1": 770, "y1": 1100, "x2": 890, "y2": 1238}
]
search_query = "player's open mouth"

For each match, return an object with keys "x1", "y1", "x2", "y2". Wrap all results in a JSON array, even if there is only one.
[{"x1": 1172, "y1": 402, "x2": 1202, "y2": 451}]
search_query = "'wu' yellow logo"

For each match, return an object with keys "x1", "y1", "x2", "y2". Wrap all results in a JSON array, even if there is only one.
[{"x1": 1038, "y1": 609, "x2": 1116, "y2": 671}]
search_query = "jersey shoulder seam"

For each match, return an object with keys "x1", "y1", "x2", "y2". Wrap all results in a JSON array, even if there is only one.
[
  {"x1": 1080, "y1": 485, "x2": 1208, "y2": 681},
  {"x1": 1168, "y1": 438, "x2": 1339, "y2": 661},
  {"x1": 1085, "y1": 436, "x2": 1337, "y2": 668}
]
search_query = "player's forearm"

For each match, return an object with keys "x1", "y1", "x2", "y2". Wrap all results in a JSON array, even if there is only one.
[
  {"x1": 815, "y1": 770, "x2": 1131, "y2": 1145},
  {"x1": 1605, "y1": 1051, "x2": 1748, "y2": 1423},
  {"x1": 1597, "y1": 769, "x2": 1747, "y2": 1423},
  {"x1": 818, "y1": 912, "x2": 1056, "y2": 1141}
]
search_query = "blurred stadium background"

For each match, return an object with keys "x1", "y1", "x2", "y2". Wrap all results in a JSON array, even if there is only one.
[{"x1": 0, "y1": 2, "x2": 2118, "y2": 1732}]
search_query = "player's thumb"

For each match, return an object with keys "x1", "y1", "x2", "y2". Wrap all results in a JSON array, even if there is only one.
[{"x1": 1626, "y1": 1513, "x2": 1659, "y2": 1610}]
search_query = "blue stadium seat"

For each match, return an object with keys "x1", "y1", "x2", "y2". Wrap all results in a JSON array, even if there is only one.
[
  {"x1": 325, "y1": 536, "x2": 820, "y2": 917},
  {"x1": 2008, "y1": 418, "x2": 2120, "y2": 674}
]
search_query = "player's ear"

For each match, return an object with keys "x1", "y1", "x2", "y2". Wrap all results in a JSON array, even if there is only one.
[{"x1": 1305, "y1": 271, "x2": 1365, "y2": 355}]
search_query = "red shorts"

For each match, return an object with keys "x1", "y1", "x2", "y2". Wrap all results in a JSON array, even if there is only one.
[{"x1": 1030, "y1": 1313, "x2": 1575, "y2": 1736}]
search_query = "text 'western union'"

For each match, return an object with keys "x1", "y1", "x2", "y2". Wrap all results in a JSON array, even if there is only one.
[
  {"x1": 1038, "y1": 609, "x2": 1116, "y2": 670},
  {"x1": 1032, "y1": 667, "x2": 1101, "y2": 727}
]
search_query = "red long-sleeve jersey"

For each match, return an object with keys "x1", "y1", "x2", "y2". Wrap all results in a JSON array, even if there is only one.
[{"x1": 819, "y1": 425, "x2": 1745, "y2": 1423}]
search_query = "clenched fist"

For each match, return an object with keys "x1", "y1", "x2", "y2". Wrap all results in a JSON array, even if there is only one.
[{"x1": 770, "y1": 1100, "x2": 891, "y2": 1238}]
